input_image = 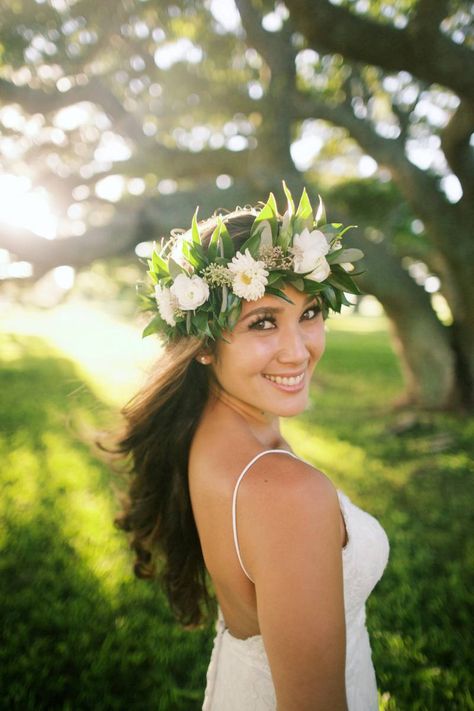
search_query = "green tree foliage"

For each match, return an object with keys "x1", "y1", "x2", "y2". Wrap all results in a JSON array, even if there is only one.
[{"x1": 0, "y1": 0, "x2": 473, "y2": 409}]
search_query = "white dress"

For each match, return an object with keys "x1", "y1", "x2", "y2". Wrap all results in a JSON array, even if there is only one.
[{"x1": 202, "y1": 450, "x2": 390, "y2": 711}]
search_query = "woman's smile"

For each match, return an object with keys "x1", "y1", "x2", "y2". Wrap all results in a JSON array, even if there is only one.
[{"x1": 262, "y1": 370, "x2": 306, "y2": 391}]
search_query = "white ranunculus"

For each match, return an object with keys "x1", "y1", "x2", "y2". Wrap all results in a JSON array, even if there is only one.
[
  {"x1": 290, "y1": 228, "x2": 329, "y2": 274},
  {"x1": 155, "y1": 284, "x2": 178, "y2": 326},
  {"x1": 228, "y1": 248, "x2": 269, "y2": 301},
  {"x1": 170, "y1": 273, "x2": 209, "y2": 311},
  {"x1": 306, "y1": 256, "x2": 331, "y2": 282}
]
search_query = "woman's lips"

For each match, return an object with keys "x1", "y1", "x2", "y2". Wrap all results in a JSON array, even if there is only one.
[{"x1": 262, "y1": 371, "x2": 305, "y2": 391}]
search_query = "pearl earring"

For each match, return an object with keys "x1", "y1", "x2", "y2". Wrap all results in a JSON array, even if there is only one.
[{"x1": 199, "y1": 355, "x2": 209, "y2": 364}]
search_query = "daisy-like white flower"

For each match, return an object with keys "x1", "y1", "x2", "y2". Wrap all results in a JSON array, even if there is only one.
[
  {"x1": 290, "y1": 228, "x2": 329, "y2": 274},
  {"x1": 170, "y1": 273, "x2": 210, "y2": 310},
  {"x1": 228, "y1": 248, "x2": 269, "y2": 301},
  {"x1": 155, "y1": 284, "x2": 178, "y2": 326}
]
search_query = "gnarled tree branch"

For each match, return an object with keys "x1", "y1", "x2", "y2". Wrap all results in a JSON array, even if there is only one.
[{"x1": 284, "y1": 0, "x2": 474, "y2": 100}]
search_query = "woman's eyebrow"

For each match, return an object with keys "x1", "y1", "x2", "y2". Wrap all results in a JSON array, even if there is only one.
[{"x1": 239, "y1": 294, "x2": 317, "y2": 323}]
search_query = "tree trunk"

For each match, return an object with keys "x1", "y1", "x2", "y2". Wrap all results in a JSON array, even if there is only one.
[{"x1": 351, "y1": 231, "x2": 458, "y2": 409}]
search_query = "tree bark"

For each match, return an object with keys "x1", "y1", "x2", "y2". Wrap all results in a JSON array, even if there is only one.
[{"x1": 345, "y1": 229, "x2": 458, "y2": 409}]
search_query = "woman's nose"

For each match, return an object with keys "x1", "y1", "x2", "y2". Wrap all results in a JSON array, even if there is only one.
[{"x1": 277, "y1": 324, "x2": 309, "y2": 364}]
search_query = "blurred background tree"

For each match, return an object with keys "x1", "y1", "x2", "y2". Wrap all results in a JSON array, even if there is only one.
[{"x1": 0, "y1": 0, "x2": 473, "y2": 410}]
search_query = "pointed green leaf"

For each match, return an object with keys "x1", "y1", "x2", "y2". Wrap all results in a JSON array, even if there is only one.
[
  {"x1": 265, "y1": 286, "x2": 294, "y2": 304},
  {"x1": 239, "y1": 231, "x2": 261, "y2": 259},
  {"x1": 193, "y1": 310, "x2": 209, "y2": 331},
  {"x1": 219, "y1": 221, "x2": 235, "y2": 259},
  {"x1": 282, "y1": 180, "x2": 295, "y2": 216},
  {"x1": 315, "y1": 195, "x2": 326, "y2": 226},
  {"x1": 327, "y1": 248, "x2": 364, "y2": 265},
  {"x1": 293, "y1": 187, "x2": 314, "y2": 234},
  {"x1": 267, "y1": 270, "x2": 285, "y2": 286},
  {"x1": 147, "y1": 269, "x2": 158, "y2": 285},
  {"x1": 168, "y1": 257, "x2": 184, "y2": 280},
  {"x1": 227, "y1": 300, "x2": 242, "y2": 331},
  {"x1": 289, "y1": 277, "x2": 305, "y2": 291},
  {"x1": 191, "y1": 208, "x2": 201, "y2": 245},
  {"x1": 142, "y1": 315, "x2": 164, "y2": 338},
  {"x1": 181, "y1": 240, "x2": 200, "y2": 269},
  {"x1": 152, "y1": 249, "x2": 169, "y2": 276},
  {"x1": 321, "y1": 284, "x2": 338, "y2": 310},
  {"x1": 250, "y1": 192, "x2": 278, "y2": 239},
  {"x1": 327, "y1": 267, "x2": 363, "y2": 295},
  {"x1": 208, "y1": 220, "x2": 222, "y2": 262},
  {"x1": 302, "y1": 279, "x2": 324, "y2": 294}
]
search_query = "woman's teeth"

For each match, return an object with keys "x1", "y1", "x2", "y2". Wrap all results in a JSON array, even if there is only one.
[{"x1": 264, "y1": 372, "x2": 305, "y2": 386}]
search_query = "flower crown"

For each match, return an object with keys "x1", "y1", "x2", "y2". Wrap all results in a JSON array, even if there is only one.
[{"x1": 140, "y1": 183, "x2": 364, "y2": 340}]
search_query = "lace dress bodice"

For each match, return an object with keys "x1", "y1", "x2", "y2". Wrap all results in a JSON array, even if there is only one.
[{"x1": 202, "y1": 450, "x2": 390, "y2": 710}]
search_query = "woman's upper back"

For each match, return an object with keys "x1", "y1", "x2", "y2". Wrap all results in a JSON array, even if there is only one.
[{"x1": 188, "y1": 397, "x2": 346, "y2": 641}]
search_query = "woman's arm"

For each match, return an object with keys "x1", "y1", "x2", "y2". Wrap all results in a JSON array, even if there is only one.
[{"x1": 236, "y1": 455, "x2": 348, "y2": 711}]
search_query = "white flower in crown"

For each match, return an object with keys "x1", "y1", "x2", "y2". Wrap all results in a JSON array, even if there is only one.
[
  {"x1": 306, "y1": 256, "x2": 331, "y2": 282},
  {"x1": 228, "y1": 248, "x2": 269, "y2": 301},
  {"x1": 290, "y1": 228, "x2": 330, "y2": 275},
  {"x1": 170, "y1": 273, "x2": 210, "y2": 310},
  {"x1": 155, "y1": 284, "x2": 178, "y2": 326}
]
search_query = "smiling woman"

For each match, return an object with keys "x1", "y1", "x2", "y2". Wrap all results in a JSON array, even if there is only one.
[{"x1": 110, "y1": 186, "x2": 389, "y2": 711}]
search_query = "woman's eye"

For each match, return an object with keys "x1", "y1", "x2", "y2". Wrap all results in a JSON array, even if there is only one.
[
  {"x1": 249, "y1": 316, "x2": 276, "y2": 330},
  {"x1": 302, "y1": 304, "x2": 321, "y2": 320}
]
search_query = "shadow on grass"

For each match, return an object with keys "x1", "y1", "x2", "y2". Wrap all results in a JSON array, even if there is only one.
[{"x1": 0, "y1": 334, "x2": 213, "y2": 711}]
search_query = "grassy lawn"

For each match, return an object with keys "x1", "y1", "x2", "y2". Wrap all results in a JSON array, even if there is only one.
[{"x1": 1, "y1": 305, "x2": 472, "y2": 710}]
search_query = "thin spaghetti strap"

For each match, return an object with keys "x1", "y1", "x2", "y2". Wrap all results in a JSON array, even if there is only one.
[{"x1": 232, "y1": 449, "x2": 300, "y2": 583}]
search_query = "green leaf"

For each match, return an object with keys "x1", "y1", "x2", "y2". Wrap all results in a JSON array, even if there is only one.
[
  {"x1": 293, "y1": 187, "x2": 314, "y2": 234},
  {"x1": 282, "y1": 180, "x2": 295, "y2": 216},
  {"x1": 227, "y1": 300, "x2": 242, "y2": 331},
  {"x1": 327, "y1": 267, "x2": 363, "y2": 295},
  {"x1": 327, "y1": 248, "x2": 364, "y2": 265},
  {"x1": 239, "y1": 231, "x2": 261, "y2": 259},
  {"x1": 168, "y1": 257, "x2": 184, "y2": 280},
  {"x1": 267, "y1": 270, "x2": 285, "y2": 285},
  {"x1": 289, "y1": 276, "x2": 305, "y2": 291},
  {"x1": 250, "y1": 192, "x2": 278, "y2": 239},
  {"x1": 302, "y1": 279, "x2": 324, "y2": 294},
  {"x1": 193, "y1": 310, "x2": 209, "y2": 331},
  {"x1": 315, "y1": 195, "x2": 326, "y2": 226},
  {"x1": 147, "y1": 269, "x2": 158, "y2": 285},
  {"x1": 265, "y1": 286, "x2": 294, "y2": 304},
  {"x1": 151, "y1": 250, "x2": 169, "y2": 276},
  {"x1": 181, "y1": 240, "x2": 200, "y2": 269},
  {"x1": 208, "y1": 220, "x2": 222, "y2": 262},
  {"x1": 191, "y1": 208, "x2": 202, "y2": 245},
  {"x1": 142, "y1": 315, "x2": 164, "y2": 338},
  {"x1": 321, "y1": 284, "x2": 338, "y2": 310},
  {"x1": 219, "y1": 221, "x2": 235, "y2": 259}
]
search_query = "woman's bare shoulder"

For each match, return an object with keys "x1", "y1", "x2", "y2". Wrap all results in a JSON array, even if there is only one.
[
  {"x1": 235, "y1": 452, "x2": 341, "y2": 576},
  {"x1": 235, "y1": 450, "x2": 337, "y2": 504}
]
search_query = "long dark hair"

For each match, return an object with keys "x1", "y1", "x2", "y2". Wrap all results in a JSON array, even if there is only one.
[{"x1": 114, "y1": 209, "x2": 257, "y2": 626}]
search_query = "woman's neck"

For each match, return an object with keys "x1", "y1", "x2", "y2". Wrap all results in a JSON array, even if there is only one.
[
  {"x1": 209, "y1": 382, "x2": 283, "y2": 446},
  {"x1": 211, "y1": 383, "x2": 280, "y2": 433}
]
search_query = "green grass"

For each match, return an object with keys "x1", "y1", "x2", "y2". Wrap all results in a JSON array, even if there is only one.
[{"x1": 1, "y1": 313, "x2": 473, "y2": 710}]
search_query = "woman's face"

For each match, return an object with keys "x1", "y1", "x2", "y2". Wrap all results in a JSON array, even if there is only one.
[{"x1": 210, "y1": 285, "x2": 326, "y2": 418}]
